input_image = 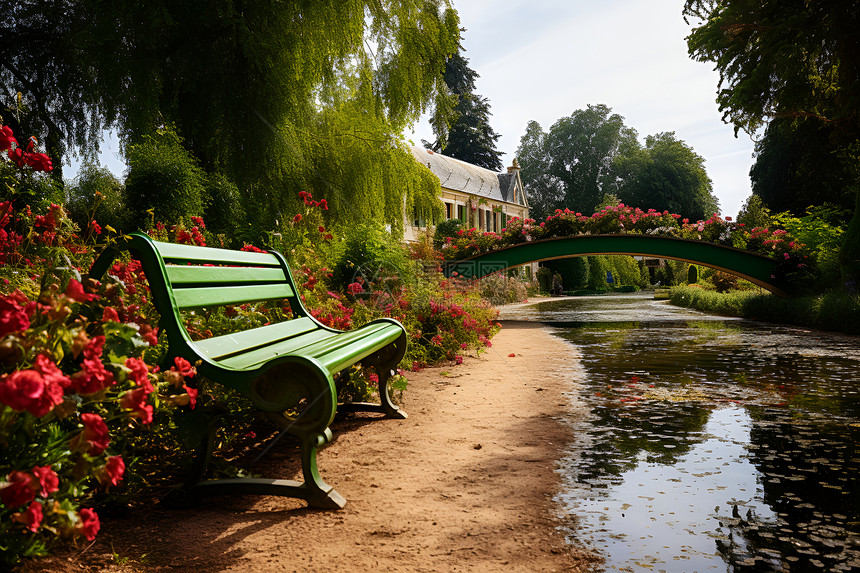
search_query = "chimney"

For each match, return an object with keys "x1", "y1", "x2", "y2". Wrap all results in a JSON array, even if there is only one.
[{"x1": 507, "y1": 158, "x2": 520, "y2": 174}]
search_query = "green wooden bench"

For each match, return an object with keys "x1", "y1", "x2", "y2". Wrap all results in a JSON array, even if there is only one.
[{"x1": 89, "y1": 232, "x2": 408, "y2": 509}]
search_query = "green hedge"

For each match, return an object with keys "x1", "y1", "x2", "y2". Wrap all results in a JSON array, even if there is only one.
[{"x1": 669, "y1": 285, "x2": 860, "y2": 334}]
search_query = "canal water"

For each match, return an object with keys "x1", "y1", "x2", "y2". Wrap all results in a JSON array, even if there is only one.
[{"x1": 504, "y1": 292, "x2": 860, "y2": 572}]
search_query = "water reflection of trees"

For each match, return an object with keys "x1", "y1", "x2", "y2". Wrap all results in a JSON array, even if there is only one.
[
  {"x1": 577, "y1": 401, "x2": 712, "y2": 481},
  {"x1": 715, "y1": 412, "x2": 860, "y2": 571}
]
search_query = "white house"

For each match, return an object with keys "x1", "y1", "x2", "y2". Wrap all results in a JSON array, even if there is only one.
[{"x1": 404, "y1": 146, "x2": 530, "y2": 242}]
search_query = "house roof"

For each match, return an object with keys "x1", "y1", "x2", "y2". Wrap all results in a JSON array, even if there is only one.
[{"x1": 410, "y1": 146, "x2": 527, "y2": 207}]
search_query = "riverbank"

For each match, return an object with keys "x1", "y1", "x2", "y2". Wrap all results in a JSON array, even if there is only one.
[
  {"x1": 20, "y1": 319, "x2": 601, "y2": 573},
  {"x1": 669, "y1": 285, "x2": 860, "y2": 335}
]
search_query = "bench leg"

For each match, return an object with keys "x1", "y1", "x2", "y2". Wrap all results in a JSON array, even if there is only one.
[
  {"x1": 338, "y1": 368, "x2": 408, "y2": 419},
  {"x1": 162, "y1": 413, "x2": 346, "y2": 509}
]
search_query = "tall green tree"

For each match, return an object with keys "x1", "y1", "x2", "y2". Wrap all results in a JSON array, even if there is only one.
[
  {"x1": 614, "y1": 132, "x2": 719, "y2": 221},
  {"x1": 2, "y1": 1, "x2": 459, "y2": 235},
  {"x1": 516, "y1": 105, "x2": 638, "y2": 219},
  {"x1": 684, "y1": 0, "x2": 860, "y2": 280},
  {"x1": 427, "y1": 51, "x2": 503, "y2": 170},
  {"x1": 750, "y1": 117, "x2": 856, "y2": 215}
]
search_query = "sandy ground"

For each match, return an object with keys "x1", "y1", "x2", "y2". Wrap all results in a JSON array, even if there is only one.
[{"x1": 21, "y1": 315, "x2": 602, "y2": 572}]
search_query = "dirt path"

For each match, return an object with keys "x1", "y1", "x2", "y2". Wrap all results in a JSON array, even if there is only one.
[{"x1": 24, "y1": 319, "x2": 601, "y2": 572}]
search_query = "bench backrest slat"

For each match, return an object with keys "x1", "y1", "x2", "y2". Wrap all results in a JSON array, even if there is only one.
[
  {"x1": 172, "y1": 283, "x2": 295, "y2": 309},
  {"x1": 154, "y1": 240, "x2": 282, "y2": 267},
  {"x1": 166, "y1": 265, "x2": 287, "y2": 285},
  {"x1": 194, "y1": 316, "x2": 320, "y2": 360}
]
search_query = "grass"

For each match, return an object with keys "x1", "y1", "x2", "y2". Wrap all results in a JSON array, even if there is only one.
[{"x1": 669, "y1": 285, "x2": 860, "y2": 334}]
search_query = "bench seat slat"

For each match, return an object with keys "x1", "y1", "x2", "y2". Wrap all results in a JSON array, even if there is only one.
[
  {"x1": 167, "y1": 265, "x2": 287, "y2": 285},
  {"x1": 194, "y1": 317, "x2": 320, "y2": 360},
  {"x1": 173, "y1": 283, "x2": 294, "y2": 309},
  {"x1": 311, "y1": 326, "x2": 403, "y2": 374},
  {"x1": 215, "y1": 329, "x2": 339, "y2": 370},
  {"x1": 215, "y1": 322, "x2": 399, "y2": 372},
  {"x1": 153, "y1": 240, "x2": 281, "y2": 267}
]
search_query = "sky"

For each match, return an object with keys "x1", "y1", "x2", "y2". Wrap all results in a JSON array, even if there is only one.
[
  {"x1": 407, "y1": 0, "x2": 757, "y2": 218},
  {"x1": 73, "y1": 0, "x2": 756, "y2": 218}
]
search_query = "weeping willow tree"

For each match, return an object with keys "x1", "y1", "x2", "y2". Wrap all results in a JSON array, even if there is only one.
[{"x1": 2, "y1": 0, "x2": 459, "y2": 236}]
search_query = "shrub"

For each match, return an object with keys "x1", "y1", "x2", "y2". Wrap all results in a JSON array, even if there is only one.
[
  {"x1": 536, "y1": 266, "x2": 552, "y2": 293},
  {"x1": 124, "y1": 126, "x2": 208, "y2": 228},
  {"x1": 331, "y1": 221, "x2": 413, "y2": 293},
  {"x1": 478, "y1": 273, "x2": 529, "y2": 305},
  {"x1": 712, "y1": 271, "x2": 740, "y2": 293},
  {"x1": 203, "y1": 173, "x2": 247, "y2": 243},
  {"x1": 688, "y1": 265, "x2": 699, "y2": 284},
  {"x1": 433, "y1": 218, "x2": 463, "y2": 248},
  {"x1": 66, "y1": 164, "x2": 129, "y2": 232}
]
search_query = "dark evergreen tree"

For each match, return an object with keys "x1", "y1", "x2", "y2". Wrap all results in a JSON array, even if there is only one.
[
  {"x1": 429, "y1": 51, "x2": 503, "y2": 170},
  {"x1": 750, "y1": 117, "x2": 855, "y2": 215},
  {"x1": 684, "y1": 0, "x2": 860, "y2": 280}
]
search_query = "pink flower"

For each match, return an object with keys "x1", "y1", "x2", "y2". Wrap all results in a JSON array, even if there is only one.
[
  {"x1": 77, "y1": 508, "x2": 100, "y2": 541},
  {"x1": 346, "y1": 282, "x2": 364, "y2": 295},
  {"x1": 69, "y1": 413, "x2": 110, "y2": 455},
  {"x1": 121, "y1": 387, "x2": 153, "y2": 424},
  {"x1": 455, "y1": 355, "x2": 464, "y2": 365}
]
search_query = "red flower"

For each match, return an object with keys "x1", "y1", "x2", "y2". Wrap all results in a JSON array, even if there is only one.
[
  {"x1": 0, "y1": 295, "x2": 30, "y2": 337},
  {"x1": 138, "y1": 323, "x2": 158, "y2": 346},
  {"x1": 71, "y1": 354, "x2": 115, "y2": 395},
  {"x1": 64, "y1": 279, "x2": 96, "y2": 303},
  {"x1": 1, "y1": 470, "x2": 37, "y2": 507},
  {"x1": 172, "y1": 356, "x2": 195, "y2": 379},
  {"x1": 89, "y1": 220, "x2": 102, "y2": 235},
  {"x1": 346, "y1": 282, "x2": 364, "y2": 295},
  {"x1": 70, "y1": 413, "x2": 110, "y2": 455},
  {"x1": 120, "y1": 387, "x2": 153, "y2": 424},
  {"x1": 12, "y1": 500, "x2": 43, "y2": 532},
  {"x1": 77, "y1": 508, "x2": 100, "y2": 541},
  {"x1": 31, "y1": 466, "x2": 59, "y2": 497},
  {"x1": 124, "y1": 357, "x2": 153, "y2": 392},
  {"x1": 183, "y1": 384, "x2": 198, "y2": 409},
  {"x1": 24, "y1": 152, "x2": 52, "y2": 172},
  {"x1": 0, "y1": 366, "x2": 64, "y2": 417},
  {"x1": 508, "y1": 353, "x2": 516, "y2": 358},
  {"x1": 0, "y1": 125, "x2": 16, "y2": 151},
  {"x1": 98, "y1": 456, "x2": 125, "y2": 486},
  {"x1": 102, "y1": 306, "x2": 120, "y2": 323},
  {"x1": 318, "y1": 199, "x2": 328, "y2": 210},
  {"x1": 293, "y1": 214, "x2": 302, "y2": 223}
]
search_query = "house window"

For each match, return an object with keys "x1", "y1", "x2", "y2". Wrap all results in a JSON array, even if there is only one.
[
  {"x1": 477, "y1": 209, "x2": 484, "y2": 230},
  {"x1": 412, "y1": 209, "x2": 425, "y2": 228},
  {"x1": 457, "y1": 204, "x2": 466, "y2": 222},
  {"x1": 445, "y1": 202, "x2": 453, "y2": 219}
]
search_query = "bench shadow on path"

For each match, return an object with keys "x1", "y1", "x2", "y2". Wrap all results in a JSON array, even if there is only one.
[{"x1": 91, "y1": 413, "x2": 383, "y2": 571}]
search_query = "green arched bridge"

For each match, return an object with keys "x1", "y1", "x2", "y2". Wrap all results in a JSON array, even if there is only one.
[{"x1": 443, "y1": 234, "x2": 791, "y2": 297}]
